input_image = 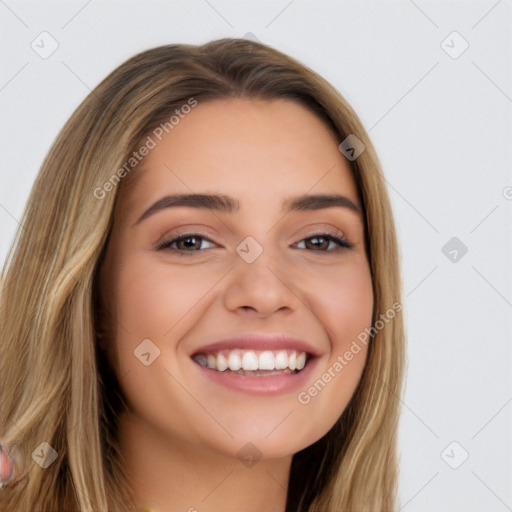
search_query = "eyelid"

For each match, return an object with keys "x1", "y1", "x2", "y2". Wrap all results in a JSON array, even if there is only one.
[
  {"x1": 293, "y1": 228, "x2": 353, "y2": 251},
  {"x1": 155, "y1": 229, "x2": 216, "y2": 251}
]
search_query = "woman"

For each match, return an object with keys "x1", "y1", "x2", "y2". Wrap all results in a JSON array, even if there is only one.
[{"x1": 0, "y1": 38, "x2": 405, "y2": 512}]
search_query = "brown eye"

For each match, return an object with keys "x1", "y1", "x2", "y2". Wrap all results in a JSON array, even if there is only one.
[
  {"x1": 156, "y1": 234, "x2": 215, "y2": 253},
  {"x1": 295, "y1": 233, "x2": 352, "y2": 252},
  {"x1": 174, "y1": 236, "x2": 202, "y2": 251},
  {"x1": 304, "y1": 236, "x2": 330, "y2": 251}
]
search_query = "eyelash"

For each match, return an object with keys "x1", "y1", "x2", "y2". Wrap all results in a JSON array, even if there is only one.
[{"x1": 155, "y1": 230, "x2": 353, "y2": 255}]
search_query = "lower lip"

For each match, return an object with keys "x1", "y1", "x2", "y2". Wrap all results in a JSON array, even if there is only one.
[{"x1": 193, "y1": 357, "x2": 318, "y2": 396}]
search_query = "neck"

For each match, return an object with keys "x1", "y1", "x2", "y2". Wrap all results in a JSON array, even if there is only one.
[{"x1": 118, "y1": 412, "x2": 291, "y2": 512}]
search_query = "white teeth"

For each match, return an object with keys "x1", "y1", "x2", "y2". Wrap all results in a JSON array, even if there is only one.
[
  {"x1": 259, "y1": 351, "x2": 275, "y2": 370},
  {"x1": 274, "y1": 350, "x2": 288, "y2": 370},
  {"x1": 217, "y1": 353, "x2": 228, "y2": 371},
  {"x1": 228, "y1": 351, "x2": 242, "y2": 371},
  {"x1": 196, "y1": 349, "x2": 309, "y2": 373},
  {"x1": 242, "y1": 351, "x2": 259, "y2": 371}
]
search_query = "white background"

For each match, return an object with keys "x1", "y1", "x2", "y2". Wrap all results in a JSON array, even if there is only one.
[{"x1": 1, "y1": 1, "x2": 511, "y2": 510}]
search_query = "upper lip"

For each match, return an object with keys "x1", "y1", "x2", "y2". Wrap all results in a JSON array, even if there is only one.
[{"x1": 190, "y1": 333, "x2": 322, "y2": 358}]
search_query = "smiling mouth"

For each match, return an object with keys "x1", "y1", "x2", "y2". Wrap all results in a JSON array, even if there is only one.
[{"x1": 192, "y1": 349, "x2": 309, "y2": 376}]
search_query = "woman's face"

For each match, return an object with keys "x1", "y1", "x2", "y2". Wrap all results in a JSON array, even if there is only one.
[{"x1": 99, "y1": 98, "x2": 373, "y2": 461}]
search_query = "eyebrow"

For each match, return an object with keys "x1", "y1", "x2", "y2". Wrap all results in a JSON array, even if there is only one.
[{"x1": 132, "y1": 193, "x2": 361, "y2": 227}]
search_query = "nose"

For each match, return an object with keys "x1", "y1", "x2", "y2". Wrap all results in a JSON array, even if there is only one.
[{"x1": 223, "y1": 242, "x2": 302, "y2": 318}]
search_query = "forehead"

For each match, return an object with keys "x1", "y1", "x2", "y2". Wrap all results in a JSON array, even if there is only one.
[{"x1": 118, "y1": 98, "x2": 359, "y2": 221}]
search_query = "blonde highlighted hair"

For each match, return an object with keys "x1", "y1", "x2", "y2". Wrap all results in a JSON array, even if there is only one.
[{"x1": 0, "y1": 38, "x2": 405, "y2": 511}]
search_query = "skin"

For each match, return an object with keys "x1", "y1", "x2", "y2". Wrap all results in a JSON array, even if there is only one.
[
  {"x1": 98, "y1": 98, "x2": 373, "y2": 512},
  {"x1": 0, "y1": 447, "x2": 14, "y2": 482}
]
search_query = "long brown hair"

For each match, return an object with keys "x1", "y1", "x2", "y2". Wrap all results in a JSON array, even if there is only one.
[{"x1": 0, "y1": 38, "x2": 405, "y2": 511}]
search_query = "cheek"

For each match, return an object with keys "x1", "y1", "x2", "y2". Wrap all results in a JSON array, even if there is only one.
[
  {"x1": 108, "y1": 252, "x2": 228, "y2": 388},
  {"x1": 290, "y1": 259, "x2": 373, "y2": 444},
  {"x1": 106, "y1": 254, "x2": 230, "y2": 439},
  {"x1": 305, "y1": 259, "x2": 374, "y2": 346},
  {"x1": 113, "y1": 255, "x2": 218, "y2": 339}
]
